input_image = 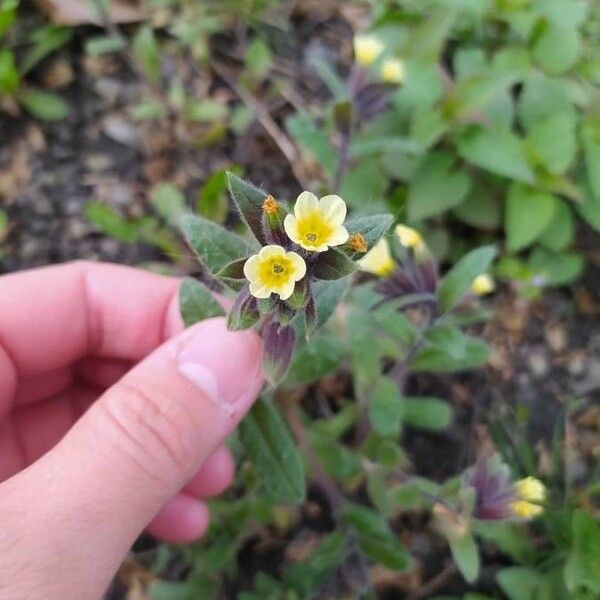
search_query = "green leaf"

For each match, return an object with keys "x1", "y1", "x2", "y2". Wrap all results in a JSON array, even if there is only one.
[
  {"x1": 411, "y1": 336, "x2": 490, "y2": 372},
  {"x1": 368, "y1": 377, "x2": 403, "y2": 437},
  {"x1": 0, "y1": 48, "x2": 19, "y2": 94},
  {"x1": 408, "y1": 152, "x2": 471, "y2": 220},
  {"x1": 284, "y1": 530, "x2": 346, "y2": 595},
  {"x1": 132, "y1": 25, "x2": 160, "y2": 84},
  {"x1": 340, "y1": 158, "x2": 388, "y2": 208},
  {"x1": 437, "y1": 245, "x2": 496, "y2": 312},
  {"x1": 310, "y1": 278, "x2": 348, "y2": 329},
  {"x1": 582, "y1": 119, "x2": 600, "y2": 200},
  {"x1": 403, "y1": 397, "x2": 453, "y2": 431},
  {"x1": 496, "y1": 567, "x2": 540, "y2": 600},
  {"x1": 20, "y1": 89, "x2": 69, "y2": 121},
  {"x1": 449, "y1": 532, "x2": 480, "y2": 583},
  {"x1": 505, "y1": 184, "x2": 557, "y2": 251},
  {"x1": 181, "y1": 214, "x2": 254, "y2": 274},
  {"x1": 239, "y1": 396, "x2": 305, "y2": 504},
  {"x1": 312, "y1": 248, "x2": 356, "y2": 280},
  {"x1": 215, "y1": 257, "x2": 246, "y2": 281},
  {"x1": 130, "y1": 101, "x2": 166, "y2": 121},
  {"x1": 197, "y1": 168, "x2": 239, "y2": 224},
  {"x1": 226, "y1": 172, "x2": 269, "y2": 244},
  {"x1": 529, "y1": 248, "x2": 584, "y2": 287},
  {"x1": 85, "y1": 34, "x2": 126, "y2": 56},
  {"x1": 21, "y1": 25, "x2": 72, "y2": 74},
  {"x1": 245, "y1": 37, "x2": 272, "y2": 80},
  {"x1": 344, "y1": 214, "x2": 393, "y2": 257},
  {"x1": 84, "y1": 202, "x2": 140, "y2": 242},
  {"x1": 151, "y1": 183, "x2": 186, "y2": 226},
  {"x1": 453, "y1": 186, "x2": 501, "y2": 229},
  {"x1": 518, "y1": 74, "x2": 574, "y2": 131},
  {"x1": 564, "y1": 510, "x2": 600, "y2": 596},
  {"x1": 532, "y1": 23, "x2": 580, "y2": 75},
  {"x1": 349, "y1": 309, "x2": 380, "y2": 399},
  {"x1": 185, "y1": 99, "x2": 228, "y2": 123},
  {"x1": 527, "y1": 113, "x2": 577, "y2": 175},
  {"x1": 179, "y1": 278, "x2": 224, "y2": 327},
  {"x1": 472, "y1": 521, "x2": 535, "y2": 563},
  {"x1": 456, "y1": 126, "x2": 535, "y2": 183},
  {"x1": 341, "y1": 504, "x2": 411, "y2": 571},
  {"x1": 539, "y1": 199, "x2": 574, "y2": 251},
  {"x1": 0, "y1": 0, "x2": 18, "y2": 38},
  {"x1": 283, "y1": 334, "x2": 346, "y2": 388},
  {"x1": 286, "y1": 112, "x2": 336, "y2": 178}
]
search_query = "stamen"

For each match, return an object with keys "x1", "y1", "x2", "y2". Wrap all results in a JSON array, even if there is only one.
[
  {"x1": 272, "y1": 263, "x2": 284, "y2": 274},
  {"x1": 306, "y1": 233, "x2": 317, "y2": 242}
]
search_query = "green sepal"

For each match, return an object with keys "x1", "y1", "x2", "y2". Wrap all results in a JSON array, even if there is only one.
[
  {"x1": 285, "y1": 278, "x2": 310, "y2": 310},
  {"x1": 227, "y1": 285, "x2": 260, "y2": 331},
  {"x1": 312, "y1": 248, "x2": 356, "y2": 280},
  {"x1": 226, "y1": 172, "x2": 269, "y2": 245}
]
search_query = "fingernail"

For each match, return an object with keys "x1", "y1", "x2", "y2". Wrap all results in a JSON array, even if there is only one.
[{"x1": 177, "y1": 318, "x2": 262, "y2": 415}]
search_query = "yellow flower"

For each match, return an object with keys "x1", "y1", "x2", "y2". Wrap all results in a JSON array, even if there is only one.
[
  {"x1": 511, "y1": 477, "x2": 546, "y2": 519},
  {"x1": 395, "y1": 225, "x2": 424, "y2": 250},
  {"x1": 472, "y1": 274, "x2": 495, "y2": 296},
  {"x1": 243, "y1": 245, "x2": 306, "y2": 300},
  {"x1": 353, "y1": 34, "x2": 384, "y2": 67},
  {"x1": 358, "y1": 238, "x2": 394, "y2": 277},
  {"x1": 284, "y1": 191, "x2": 349, "y2": 252},
  {"x1": 381, "y1": 58, "x2": 405, "y2": 84}
]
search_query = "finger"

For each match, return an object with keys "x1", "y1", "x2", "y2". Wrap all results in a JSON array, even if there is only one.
[
  {"x1": 76, "y1": 357, "x2": 132, "y2": 389},
  {"x1": 146, "y1": 495, "x2": 210, "y2": 543},
  {"x1": 13, "y1": 367, "x2": 73, "y2": 406},
  {"x1": 0, "y1": 261, "x2": 183, "y2": 414},
  {"x1": 0, "y1": 318, "x2": 262, "y2": 600},
  {"x1": 185, "y1": 445, "x2": 235, "y2": 498}
]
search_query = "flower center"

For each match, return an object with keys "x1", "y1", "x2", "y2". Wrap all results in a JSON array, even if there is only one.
[
  {"x1": 272, "y1": 263, "x2": 285, "y2": 274},
  {"x1": 297, "y1": 212, "x2": 333, "y2": 248}
]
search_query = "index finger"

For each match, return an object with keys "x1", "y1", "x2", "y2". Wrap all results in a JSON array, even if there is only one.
[{"x1": 0, "y1": 261, "x2": 184, "y2": 398}]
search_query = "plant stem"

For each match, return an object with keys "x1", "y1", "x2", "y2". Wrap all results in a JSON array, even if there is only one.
[{"x1": 332, "y1": 129, "x2": 351, "y2": 194}]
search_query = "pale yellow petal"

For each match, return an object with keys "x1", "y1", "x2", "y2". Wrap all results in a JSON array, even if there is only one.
[
  {"x1": 358, "y1": 238, "x2": 394, "y2": 276},
  {"x1": 472, "y1": 274, "x2": 495, "y2": 296},
  {"x1": 283, "y1": 214, "x2": 301, "y2": 245},
  {"x1": 258, "y1": 244, "x2": 286, "y2": 260},
  {"x1": 327, "y1": 225, "x2": 349, "y2": 247},
  {"x1": 354, "y1": 34, "x2": 383, "y2": 67},
  {"x1": 318, "y1": 195, "x2": 347, "y2": 226},
  {"x1": 278, "y1": 280, "x2": 296, "y2": 300},
  {"x1": 249, "y1": 280, "x2": 271, "y2": 298},
  {"x1": 243, "y1": 254, "x2": 260, "y2": 281},
  {"x1": 395, "y1": 224, "x2": 423, "y2": 249},
  {"x1": 380, "y1": 58, "x2": 405, "y2": 84},
  {"x1": 295, "y1": 191, "x2": 319, "y2": 217},
  {"x1": 287, "y1": 251, "x2": 307, "y2": 280}
]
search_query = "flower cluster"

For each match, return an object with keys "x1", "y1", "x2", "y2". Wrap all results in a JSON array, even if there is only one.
[
  {"x1": 358, "y1": 225, "x2": 495, "y2": 306},
  {"x1": 210, "y1": 177, "x2": 390, "y2": 386},
  {"x1": 465, "y1": 456, "x2": 547, "y2": 521},
  {"x1": 243, "y1": 192, "x2": 349, "y2": 301},
  {"x1": 357, "y1": 224, "x2": 439, "y2": 305},
  {"x1": 353, "y1": 33, "x2": 406, "y2": 84}
]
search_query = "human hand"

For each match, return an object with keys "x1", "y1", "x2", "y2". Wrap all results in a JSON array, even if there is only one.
[{"x1": 0, "y1": 261, "x2": 263, "y2": 600}]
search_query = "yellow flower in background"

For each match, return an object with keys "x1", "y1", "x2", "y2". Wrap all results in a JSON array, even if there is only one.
[
  {"x1": 358, "y1": 238, "x2": 394, "y2": 276},
  {"x1": 244, "y1": 245, "x2": 306, "y2": 300},
  {"x1": 511, "y1": 476, "x2": 546, "y2": 518},
  {"x1": 472, "y1": 273, "x2": 495, "y2": 296},
  {"x1": 395, "y1": 225, "x2": 424, "y2": 250},
  {"x1": 284, "y1": 191, "x2": 349, "y2": 252},
  {"x1": 353, "y1": 34, "x2": 384, "y2": 67},
  {"x1": 381, "y1": 58, "x2": 405, "y2": 84}
]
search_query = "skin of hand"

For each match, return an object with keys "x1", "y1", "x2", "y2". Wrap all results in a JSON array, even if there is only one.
[{"x1": 0, "y1": 261, "x2": 264, "y2": 600}]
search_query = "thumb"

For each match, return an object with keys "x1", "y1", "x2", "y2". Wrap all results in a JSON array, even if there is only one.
[{"x1": 0, "y1": 318, "x2": 262, "y2": 600}]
